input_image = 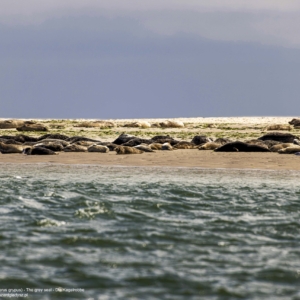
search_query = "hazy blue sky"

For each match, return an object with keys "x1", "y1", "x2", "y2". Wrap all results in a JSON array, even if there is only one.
[{"x1": 1, "y1": 1, "x2": 300, "y2": 118}]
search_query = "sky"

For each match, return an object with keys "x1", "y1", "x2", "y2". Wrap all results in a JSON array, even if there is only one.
[{"x1": 1, "y1": 0, "x2": 300, "y2": 119}]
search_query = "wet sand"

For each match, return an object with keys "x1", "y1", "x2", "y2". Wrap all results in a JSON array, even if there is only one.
[{"x1": 1, "y1": 150, "x2": 299, "y2": 170}]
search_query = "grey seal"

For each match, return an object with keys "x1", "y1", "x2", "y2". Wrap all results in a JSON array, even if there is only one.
[
  {"x1": 161, "y1": 143, "x2": 173, "y2": 151},
  {"x1": 23, "y1": 147, "x2": 57, "y2": 155},
  {"x1": 258, "y1": 132, "x2": 299, "y2": 143},
  {"x1": 278, "y1": 146, "x2": 300, "y2": 154},
  {"x1": 115, "y1": 146, "x2": 143, "y2": 154},
  {"x1": 87, "y1": 145, "x2": 109, "y2": 153},
  {"x1": 191, "y1": 136, "x2": 212, "y2": 145},
  {"x1": 173, "y1": 141, "x2": 196, "y2": 149},
  {"x1": 63, "y1": 144, "x2": 88, "y2": 152},
  {"x1": 215, "y1": 142, "x2": 270, "y2": 152},
  {"x1": 0, "y1": 142, "x2": 24, "y2": 154},
  {"x1": 134, "y1": 144, "x2": 155, "y2": 152}
]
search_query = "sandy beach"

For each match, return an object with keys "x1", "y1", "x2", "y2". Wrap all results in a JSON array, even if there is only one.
[
  {"x1": 1, "y1": 116, "x2": 299, "y2": 170},
  {"x1": 0, "y1": 150, "x2": 300, "y2": 170}
]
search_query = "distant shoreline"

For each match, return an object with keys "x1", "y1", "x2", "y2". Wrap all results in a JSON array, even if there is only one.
[{"x1": 1, "y1": 117, "x2": 299, "y2": 170}]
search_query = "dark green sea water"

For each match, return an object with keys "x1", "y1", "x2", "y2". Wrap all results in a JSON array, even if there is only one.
[{"x1": 0, "y1": 164, "x2": 300, "y2": 300}]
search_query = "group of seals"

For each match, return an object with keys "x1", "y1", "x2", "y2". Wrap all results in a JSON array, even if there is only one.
[{"x1": 1, "y1": 130, "x2": 300, "y2": 156}]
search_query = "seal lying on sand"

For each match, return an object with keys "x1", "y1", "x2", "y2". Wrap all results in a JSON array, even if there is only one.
[
  {"x1": 260, "y1": 140, "x2": 281, "y2": 148},
  {"x1": 151, "y1": 135, "x2": 178, "y2": 145},
  {"x1": 4, "y1": 140, "x2": 23, "y2": 145},
  {"x1": 0, "y1": 142, "x2": 24, "y2": 154},
  {"x1": 33, "y1": 142, "x2": 65, "y2": 152},
  {"x1": 278, "y1": 146, "x2": 300, "y2": 154},
  {"x1": 0, "y1": 134, "x2": 38, "y2": 143},
  {"x1": 23, "y1": 147, "x2": 57, "y2": 155},
  {"x1": 289, "y1": 118, "x2": 300, "y2": 127},
  {"x1": 199, "y1": 142, "x2": 222, "y2": 150},
  {"x1": 35, "y1": 139, "x2": 70, "y2": 147},
  {"x1": 87, "y1": 145, "x2": 109, "y2": 153},
  {"x1": 199, "y1": 138, "x2": 232, "y2": 150},
  {"x1": 215, "y1": 141, "x2": 270, "y2": 152},
  {"x1": 270, "y1": 143, "x2": 295, "y2": 152},
  {"x1": 159, "y1": 120, "x2": 184, "y2": 128},
  {"x1": 265, "y1": 124, "x2": 292, "y2": 131},
  {"x1": 0, "y1": 119, "x2": 24, "y2": 129},
  {"x1": 63, "y1": 144, "x2": 88, "y2": 152},
  {"x1": 97, "y1": 142, "x2": 119, "y2": 151},
  {"x1": 161, "y1": 143, "x2": 173, "y2": 150},
  {"x1": 115, "y1": 146, "x2": 143, "y2": 154},
  {"x1": 123, "y1": 121, "x2": 151, "y2": 128},
  {"x1": 17, "y1": 123, "x2": 48, "y2": 132},
  {"x1": 245, "y1": 139, "x2": 269, "y2": 149},
  {"x1": 122, "y1": 138, "x2": 152, "y2": 147},
  {"x1": 74, "y1": 121, "x2": 115, "y2": 128},
  {"x1": 214, "y1": 138, "x2": 232, "y2": 145},
  {"x1": 151, "y1": 135, "x2": 174, "y2": 141},
  {"x1": 113, "y1": 133, "x2": 136, "y2": 145},
  {"x1": 258, "y1": 132, "x2": 299, "y2": 143},
  {"x1": 173, "y1": 141, "x2": 196, "y2": 149},
  {"x1": 152, "y1": 138, "x2": 179, "y2": 145},
  {"x1": 66, "y1": 136, "x2": 101, "y2": 143},
  {"x1": 134, "y1": 144, "x2": 155, "y2": 152},
  {"x1": 149, "y1": 143, "x2": 163, "y2": 150},
  {"x1": 72, "y1": 141, "x2": 97, "y2": 147},
  {"x1": 38, "y1": 134, "x2": 70, "y2": 141},
  {"x1": 191, "y1": 136, "x2": 212, "y2": 145}
]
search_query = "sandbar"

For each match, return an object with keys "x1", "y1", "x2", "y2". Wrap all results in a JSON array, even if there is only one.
[
  {"x1": 1, "y1": 150, "x2": 299, "y2": 171},
  {"x1": 0, "y1": 116, "x2": 299, "y2": 170}
]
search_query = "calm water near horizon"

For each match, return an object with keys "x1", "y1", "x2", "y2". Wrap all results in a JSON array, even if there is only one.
[{"x1": 0, "y1": 164, "x2": 300, "y2": 299}]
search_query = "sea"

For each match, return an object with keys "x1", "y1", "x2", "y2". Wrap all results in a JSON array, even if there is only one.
[{"x1": 0, "y1": 164, "x2": 300, "y2": 300}]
